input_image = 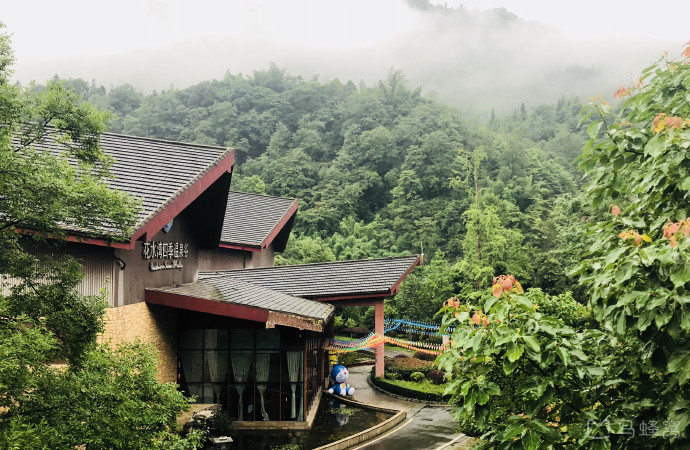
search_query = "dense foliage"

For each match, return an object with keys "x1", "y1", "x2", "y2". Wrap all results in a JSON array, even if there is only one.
[
  {"x1": 49, "y1": 61, "x2": 591, "y2": 321},
  {"x1": 438, "y1": 47, "x2": 690, "y2": 449},
  {"x1": 0, "y1": 25, "x2": 198, "y2": 448}
]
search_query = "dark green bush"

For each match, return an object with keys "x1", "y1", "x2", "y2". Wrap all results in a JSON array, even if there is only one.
[
  {"x1": 371, "y1": 369, "x2": 449, "y2": 402},
  {"x1": 426, "y1": 369, "x2": 446, "y2": 385},
  {"x1": 385, "y1": 357, "x2": 433, "y2": 381},
  {"x1": 413, "y1": 351, "x2": 437, "y2": 361}
]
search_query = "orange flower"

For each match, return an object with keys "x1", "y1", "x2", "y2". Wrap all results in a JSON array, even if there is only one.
[
  {"x1": 663, "y1": 219, "x2": 689, "y2": 247},
  {"x1": 654, "y1": 113, "x2": 667, "y2": 133},
  {"x1": 619, "y1": 230, "x2": 651, "y2": 246},
  {"x1": 613, "y1": 87, "x2": 631, "y2": 99},
  {"x1": 610, "y1": 204, "x2": 621, "y2": 216}
]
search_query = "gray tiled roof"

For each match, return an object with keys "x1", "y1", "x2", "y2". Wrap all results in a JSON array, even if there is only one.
[
  {"x1": 147, "y1": 277, "x2": 334, "y2": 322},
  {"x1": 221, "y1": 191, "x2": 297, "y2": 248},
  {"x1": 199, "y1": 255, "x2": 422, "y2": 299},
  {"x1": 16, "y1": 129, "x2": 232, "y2": 236}
]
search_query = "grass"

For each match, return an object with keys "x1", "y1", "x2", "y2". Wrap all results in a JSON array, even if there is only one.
[
  {"x1": 384, "y1": 342, "x2": 416, "y2": 354},
  {"x1": 384, "y1": 378, "x2": 448, "y2": 396}
]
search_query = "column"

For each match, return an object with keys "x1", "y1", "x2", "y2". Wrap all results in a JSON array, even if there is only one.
[{"x1": 375, "y1": 299, "x2": 384, "y2": 378}]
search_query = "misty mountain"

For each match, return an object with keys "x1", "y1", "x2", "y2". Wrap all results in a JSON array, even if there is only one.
[{"x1": 11, "y1": 0, "x2": 675, "y2": 114}]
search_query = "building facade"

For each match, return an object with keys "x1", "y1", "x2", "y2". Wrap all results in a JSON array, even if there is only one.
[{"x1": 9, "y1": 129, "x2": 419, "y2": 427}]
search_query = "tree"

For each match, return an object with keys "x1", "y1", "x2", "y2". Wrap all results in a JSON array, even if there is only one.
[
  {"x1": 440, "y1": 47, "x2": 690, "y2": 449},
  {"x1": 574, "y1": 46, "x2": 690, "y2": 446},
  {"x1": 0, "y1": 24, "x2": 197, "y2": 448},
  {"x1": 393, "y1": 253, "x2": 459, "y2": 321}
]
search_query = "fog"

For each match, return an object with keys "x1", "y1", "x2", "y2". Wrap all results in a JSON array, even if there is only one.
[{"x1": 3, "y1": 0, "x2": 687, "y2": 113}]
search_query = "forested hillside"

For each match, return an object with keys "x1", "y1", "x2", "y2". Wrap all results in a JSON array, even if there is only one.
[{"x1": 47, "y1": 66, "x2": 591, "y2": 319}]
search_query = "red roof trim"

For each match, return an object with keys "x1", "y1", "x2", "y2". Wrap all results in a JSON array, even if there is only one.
[
  {"x1": 145, "y1": 289, "x2": 269, "y2": 323},
  {"x1": 16, "y1": 229, "x2": 136, "y2": 249},
  {"x1": 218, "y1": 243, "x2": 262, "y2": 252},
  {"x1": 53, "y1": 150, "x2": 235, "y2": 249},
  {"x1": 259, "y1": 199, "x2": 298, "y2": 249},
  {"x1": 390, "y1": 254, "x2": 423, "y2": 294},
  {"x1": 133, "y1": 151, "x2": 235, "y2": 242},
  {"x1": 65, "y1": 234, "x2": 134, "y2": 249}
]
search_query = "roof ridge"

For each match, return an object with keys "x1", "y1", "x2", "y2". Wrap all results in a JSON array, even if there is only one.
[
  {"x1": 228, "y1": 190, "x2": 298, "y2": 202},
  {"x1": 199, "y1": 254, "x2": 421, "y2": 275},
  {"x1": 42, "y1": 125, "x2": 232, "y2": 152},
  {"x1": 101, "y1": 130, "x2": 232, "y2": 151}
]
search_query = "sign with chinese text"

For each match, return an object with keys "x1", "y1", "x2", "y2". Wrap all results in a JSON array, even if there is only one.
[{"x1": 142, "y1": 241, "x2": 188, "y2": 271}]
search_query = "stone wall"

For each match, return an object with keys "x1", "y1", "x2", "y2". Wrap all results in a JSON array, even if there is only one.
[{"x1": 99, "y1": 302, "x2": 178, "y2": 383}]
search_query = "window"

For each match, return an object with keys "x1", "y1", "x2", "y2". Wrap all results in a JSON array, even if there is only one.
[{"x1": 178, "y1": 327, "x2": 306, "y2": 421}]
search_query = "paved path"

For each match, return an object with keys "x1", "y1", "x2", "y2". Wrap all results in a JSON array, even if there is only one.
[{"x1": 346, "y1": 364, "x2": 475, "y2": 450}]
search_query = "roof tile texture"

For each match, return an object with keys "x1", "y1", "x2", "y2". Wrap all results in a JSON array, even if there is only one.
[
  {"x1": 18, "y1": 129, "x2": 232, "y2": 233},
  {"x1": 199, "y1": 255, "x2": 421, "y2": 299},
  {"x1": 148, "y1": 277, "x2": 334, "y2": 321},
  {"x1": 221, "y1": 191, "x2": 297, "y2": 247}
]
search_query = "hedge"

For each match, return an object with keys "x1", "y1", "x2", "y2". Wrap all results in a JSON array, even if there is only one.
[{"x1": 370, "y1": 368, "x2": 450, "y2": 402}]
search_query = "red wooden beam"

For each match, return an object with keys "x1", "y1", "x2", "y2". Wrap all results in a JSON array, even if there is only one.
[
  {"x1": 313, "y1": 292, "x2": 390, "y2": 302},
  {"x1": 390, "y1": 254, "x2": 423, "y2": 294},
  {"x1": 145, "y1": 289, "x2": 268, "y2": 323},
  {"x1": 258, "y1": 200, "x2": 298, "y2": 249},
  {"x1": 22, "y1": 151, "x2": 236, "y2": 250},
  {"x1": 218, "y1": 243, "x2": 262, "y2": 252},
  {"x1": 132, "y1": 151, "x2": 235, "y2": 243}
]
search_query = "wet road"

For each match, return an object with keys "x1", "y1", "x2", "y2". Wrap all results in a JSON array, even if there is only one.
[
  {"x1": 353, "y1": 405, "x2": 473, "y2": 450},
  {"x1": 347, "y1": 361, "x2": 477, "y2": 450}
]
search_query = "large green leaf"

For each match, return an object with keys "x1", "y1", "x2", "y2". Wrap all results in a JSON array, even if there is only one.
[
  {"x1": 557, "y1": 346, "x2": 570, "y2": 366},
  {"x1": 521, "y1": 430, "x2": 540, "y2": 450},
  {"x1": 506, "y1": 342, "x2": 524, "y2": 363},
  {"x1": 522, "y1": 335, "x2": 540, "y2": 353},
  {"x1": 501, "y1": 422, "x2": 526, "y2": 440},
  {"x1": 670, "y1": 260, "x2": 690, "y2": 287},
  {"x1": 644, "y1": 133, "x2": 668, "y2": 157},
  {"x1": 587, "y1": 121, "x2": 603, "y2": 139},
  {"x1": 503, "y1": 357, "x2": 519, "y2": 375}
]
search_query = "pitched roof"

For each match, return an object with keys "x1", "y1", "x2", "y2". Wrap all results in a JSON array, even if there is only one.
[
  {"x1": 146, "y1": 277, "x2": 334, "y2": 331},
  {"x1": 18, "y1": 129, "x2": 234, "y2": 244},
  {"x1": 221, "y1": 191, "x2": 297, "y2": 250},
  {"x1": 198, "y1": 255, "x2": 422, "y2": 300}
]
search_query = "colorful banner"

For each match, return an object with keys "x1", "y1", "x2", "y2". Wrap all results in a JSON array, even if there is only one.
[
  {"x1": 327, "y1": 331, "x2": 445, "y2": 355},
  {"x1": 384, "y1": 318, "x2": 454, "y2": 335}
]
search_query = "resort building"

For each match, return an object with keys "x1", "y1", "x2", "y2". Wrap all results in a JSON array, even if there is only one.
[{"x1": 9, "y1": 129, "x2": 420, "y2": 427}]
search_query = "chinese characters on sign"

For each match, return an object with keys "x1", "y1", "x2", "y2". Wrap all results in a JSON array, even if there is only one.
[{"x1": 142, "y1": 241, "x2": 188, "y2": 271}]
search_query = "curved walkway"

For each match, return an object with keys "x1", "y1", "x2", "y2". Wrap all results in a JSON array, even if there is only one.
[{"x1": 346, "y1": 364, "x2": 475, "y2": 449}]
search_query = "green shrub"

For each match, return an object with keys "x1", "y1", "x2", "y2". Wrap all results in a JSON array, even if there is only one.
[
  {"x1": 525, "y1": 288, "x2": 594, "y2": 329},
  {"x1": 410, "y1": 371, "x2": 425, "y2": 382},
  {"x1": 413, "y1": 351, "x2": 437, "y2": 361},
  {"x1": 385, "y1": 357, "x2": 433, "y2": 381},
  {"x1": 211, "y1": 409, "x2": 233, "y2": 437},
  {"x1": 426, "y1": 369, "x2": 446, "y2": 385},
  {"x1": 371, "y1": 368, "x2": 449, "y2": 402}
]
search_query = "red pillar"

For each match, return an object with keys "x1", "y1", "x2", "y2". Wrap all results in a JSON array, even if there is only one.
[{"x1": 375, "y1": 299, "x2": 384, "y2": 378}]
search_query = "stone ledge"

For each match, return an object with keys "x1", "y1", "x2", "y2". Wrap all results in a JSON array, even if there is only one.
[{"x1": 313, "y1": 391, "x2": 406, "y2": 450}]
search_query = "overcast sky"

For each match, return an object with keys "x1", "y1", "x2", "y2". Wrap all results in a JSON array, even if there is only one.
[{"x1": 2, "y1": 1, "x2": 688, "y2": 113}]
